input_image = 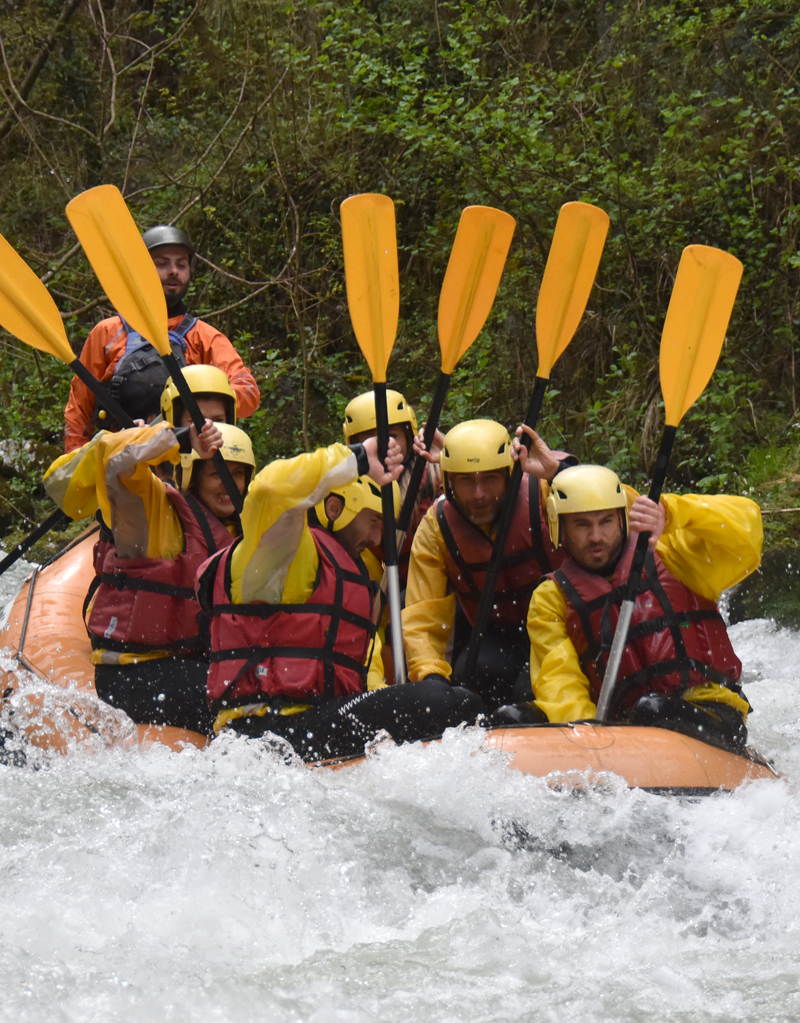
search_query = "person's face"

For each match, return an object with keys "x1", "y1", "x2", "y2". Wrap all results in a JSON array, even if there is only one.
[
  {"x1": 151, "y1": 245, "x2": 191, "y2": 305},
  {"x1": 449, "y1": 470, "x2": 508, "y2": 526},
  {"x1": 335, "y1": 508, "x2": 384, "y2": 559},
  {"x1": 561, "y1": 508, "x2": 625, "y2": 573},
  {"x1": 351, "y1": 425, "x2": 410, "y2": 460},
  {"x1": 178, "y1": 396, "x2": 228, "y2": 428},
  {"x1": 192, "y1": 460, "x2": 247, "y2": 520}
]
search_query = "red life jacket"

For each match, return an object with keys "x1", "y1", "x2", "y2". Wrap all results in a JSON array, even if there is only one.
[
  {"x1": 198, "y1": 526, "x2": 379, "y2": 711},
  {"x1": 92, "y1": 510, "x2": 115, "y2": 577},
  {"x1": 86, "y1": 489, "x2": 234, "y2": 658},
  {"x1": 549, "y1": 538, "x2": 743, "y2": 717},
  {"x1": 436, "y1": 474, "x2": 563, "y2": 628}
]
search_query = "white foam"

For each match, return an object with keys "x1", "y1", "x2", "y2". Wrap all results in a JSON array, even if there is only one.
[{"x1": 0, "y1": 575, "x2": 799, "y2": 1019}]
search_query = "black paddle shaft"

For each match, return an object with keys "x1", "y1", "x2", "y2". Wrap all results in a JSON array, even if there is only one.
[
  {"x1": 69, "y1": 359, "x2": 135, "y2": 430},
  {"x1": 619, "y1": 424, "x2": 678, "y2": 604},
  {"x1": 0, "y1": 362, "x2": 136, "y2": 580},
  {"x1": 0, "y1": 507, "x2": 67, "y2": 578},
  {"x1": 461, "y1": 374, "x2": 549, "y2": 684},
  {"x1": 161, "y1": 353, "x2": 244, "y2": 515},
  {"x1": 396, "y1": 372, "x2": 451, "y2": 533},
  {"x1": 374, "y1": 382, "x2": 399, "y2": 565}
]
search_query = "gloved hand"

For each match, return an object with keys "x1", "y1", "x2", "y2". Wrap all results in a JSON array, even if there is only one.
[
  {"x1": 488, "y1": 702, "x2": 548, "y2": 727},
  {"x1": 421, "y1": 673, "x2": 452, "y2": 686}
]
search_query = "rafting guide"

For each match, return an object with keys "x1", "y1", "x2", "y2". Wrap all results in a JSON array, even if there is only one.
[{"x1": 63, "y1": 224, "x2": 260, "y2": 452}]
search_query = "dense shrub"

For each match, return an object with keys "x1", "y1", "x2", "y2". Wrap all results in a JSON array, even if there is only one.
[{"x1": 1, "y1": 0, "x2": 799, "y2": 541}]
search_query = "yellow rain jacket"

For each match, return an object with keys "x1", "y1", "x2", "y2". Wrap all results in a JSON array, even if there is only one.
[
  {"x1": 224, "y1": 442, "x2": 386, "y2": 699},
  {"x1": 44, "y1": 423, "x2": 200, "y2": 559},
  {"x1": 44, "y1": 423, "x2": 233, "y2": 665},
  {"x1": 527, "y1": 493, "x2": 762, "y2": 722},
  {"x1": 401, "y1": 476, "x2": 561, "y2": 682}
]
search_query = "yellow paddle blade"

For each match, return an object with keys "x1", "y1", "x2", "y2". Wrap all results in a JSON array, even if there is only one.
[
  {"x1": 66, "y1": 185, "x2": 170, "y2": 355},
  {"x1": 535, "y1": 201, "x2": 610, "y2": 379},
  {"x1": 438, "y1": 206, "x2": 516, "y2": 375},
  {"x1": 660, "y1": 245, "x2": 743, "y2": 427},
  {"x1": 341, "y1": 193, "x2": 399, "y2": 383},
  {"x1": 0, "y1": 233, "x2": 75, "y2": 364}
]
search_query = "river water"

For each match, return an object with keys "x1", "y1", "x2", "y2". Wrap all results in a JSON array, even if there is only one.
[{"x1": 0, "y1": 562, "x2": 799, "y2": 1023}]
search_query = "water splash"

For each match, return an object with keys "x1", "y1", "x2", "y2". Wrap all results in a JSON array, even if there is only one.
[{"x1": 0, "y1": 560, "x2": 799, "y2": 1020}]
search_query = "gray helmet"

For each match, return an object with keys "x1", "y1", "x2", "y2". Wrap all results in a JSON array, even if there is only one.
[{"x1": 141, "y1": 225, "x2": 194, "y2": 261}]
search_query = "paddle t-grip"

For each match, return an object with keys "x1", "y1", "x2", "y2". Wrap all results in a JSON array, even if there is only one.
[
  {"x1": 595, "y1": 425, "x2": 677, "y2": 721},
  {"x1": 461, "y1": 374, "x2": 549, "y2": 684},
  {"x1": 396, "y1": 372, "x2": 451, "y2": 534},
  {"x1": 162, "y1": 353, "x2": 244, "y2": 516}
]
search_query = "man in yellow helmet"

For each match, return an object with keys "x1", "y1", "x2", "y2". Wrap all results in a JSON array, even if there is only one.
[
  {"x1": 197, "y1": 433, "x2": 482, "y2": 760},
  {"x1": 64, "y1": 225, "x2": 260, "y2": 452},
  {"x1": 521, "y1": 463, "x2": 761, "y2": 748},
  {"x1": 45, "y1": 417, "x2": 256, "y2": 734},
  {"x1": 402, "y1": 419, "x2": 575, "y2": 709}
]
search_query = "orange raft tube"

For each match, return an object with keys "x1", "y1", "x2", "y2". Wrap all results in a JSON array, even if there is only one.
[{"x1": 0, "y1": 527, "x2": 779, "y2": 791}]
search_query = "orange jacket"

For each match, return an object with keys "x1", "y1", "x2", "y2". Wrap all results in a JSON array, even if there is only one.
[{"x1": 64, "y1": 313, "x2": 260, "y2": 452}]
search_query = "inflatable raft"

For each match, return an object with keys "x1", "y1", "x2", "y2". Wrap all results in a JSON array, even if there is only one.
[{"x1": 0, "y1": 527, "x2": 779, "y2": 791}]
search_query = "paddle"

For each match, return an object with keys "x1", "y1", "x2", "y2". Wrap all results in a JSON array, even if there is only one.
[
  {"x1": 0, "y1": 231, "x2": 139, "y2": 576},
  {"x1": 64, "y1": 185, "x2": 244, "y2": 515},
  {"x1": 340, "y1": 192, "x2": 405, "y2": 684},
  {"x1": 461, "y1": 201, "x2": 610, "y2": 684},
  {"x1": 594, "y1": 244, "x2": 743, "y2": 721},
  {"x1": 0, "y1": 508, "x2": 67, "y2": 576},
  {"x1": 0, "y1": 231, "x2": 134, "y2": 429},
  {"x1": 395, "y1": 205, "x2": 516, "y2": 534}
]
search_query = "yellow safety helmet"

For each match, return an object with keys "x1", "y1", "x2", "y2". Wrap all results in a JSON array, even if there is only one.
[
  {"x1": 440, "y1": 420, "x2": 513, "y2": 485},
  {"x1": 177, "y1": 423, "x2": 256, "y2": 494},
  {"x1": 342, "y1": 389, "x2": 418, "y2": 443},
  {"x1": 546, "y1": 464, "x2": 628, "y2": 547},
  {"x1": 315, "y1": 475, "x2": 401, "y2": 532},
  {"x1": 161, "y1": 365, "x2": 237, "y2": 426}
]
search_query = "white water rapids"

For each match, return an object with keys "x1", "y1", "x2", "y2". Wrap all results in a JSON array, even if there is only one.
[{"x1": 0, "y1": 561, "x2": 799, "y2": 1022}]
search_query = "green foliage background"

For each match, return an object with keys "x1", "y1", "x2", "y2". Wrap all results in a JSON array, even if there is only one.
[{"x1": 1, "y1": 0, "x2": 800, "y2": 546}]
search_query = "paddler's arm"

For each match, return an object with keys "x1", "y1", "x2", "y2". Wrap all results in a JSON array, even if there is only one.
[
  {"x1": 655, "y1": 493, "x2": 762, "y2": 602},
  {"x1": 402, "y1": 505, "x2": 457, "y2": 681},
  {"x1": 232, "y1": 442, "x2": 366, "y2": 605},
  {"x1": 44, "y1": 431, "x2": 107, "y2": 521},
  {"x1": 93, "y1": 421, "x2": 217, "y2": 560},
  {"x1": 527, "y1": 579, "x2": 596, "y2": 722},
  {"x1": 512, "y1": 425, "x2": 578, "y2": 481},
  {"x1": 232, "y1": 436, "x2": 402, "y2": 606}
]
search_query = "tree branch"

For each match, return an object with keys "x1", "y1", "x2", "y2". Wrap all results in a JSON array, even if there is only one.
[{"x1": 0, "y1": 0, "x2": 85, "y2": 141}]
